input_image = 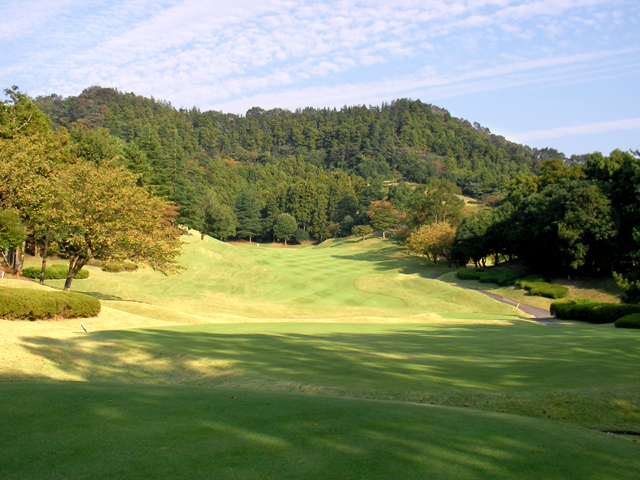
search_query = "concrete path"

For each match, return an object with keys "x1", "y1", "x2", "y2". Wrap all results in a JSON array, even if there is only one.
[{"x1": 454, "y1": 285, "x2": 562, "y2": 325}]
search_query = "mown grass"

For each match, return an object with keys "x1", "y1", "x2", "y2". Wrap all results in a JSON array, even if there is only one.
[
  {"x1": 32, "y1": 235, "x2": 520, "y2": 321},
  {"x1": 1, "y1": 383, "x2": 639, "y2": 480},
  {"x1": 4, "y1": 235, "x2": 639, "y2": 479}
]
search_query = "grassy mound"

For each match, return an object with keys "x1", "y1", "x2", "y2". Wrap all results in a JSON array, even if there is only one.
[
  {"x1": 0, "y1": 286, "x2": 100, "y2": 320},
  {"x1": 22, "y1": 264, "x2": 89, "y2": 280}
]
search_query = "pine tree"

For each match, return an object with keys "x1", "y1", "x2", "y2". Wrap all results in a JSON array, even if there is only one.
[{"x1": 234, "y1": 189, "x2": 262, "y2": 242}]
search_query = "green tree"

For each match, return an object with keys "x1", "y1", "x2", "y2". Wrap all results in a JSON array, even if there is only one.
[
  {"x1": 273, "y1": 213, "x2": 297, "y2": 245},
  {"x1": 340, "y1": 215, "x2": 355, "y2": 237},
  {"x1": 234, "y1": 189, "x2": 262, "y2": 242},
  {"x1": 55, "y1": 162, "x2": 183, "y2": 290},
  {"x1": 0, "y1": 209, "x2": 26, "y2": 268},
  {"x1": 366, "y1": 200, "x2": 398, "y2": 239},
  {"x1": 203, "y1": 194, "x2": 237, "y2": 240},
  {"x1": 352, "y1": 224, "x2": 373, "y2": 240},
  {"x1": 407, "y1": 178, "x2": 464, "y2": 227}
]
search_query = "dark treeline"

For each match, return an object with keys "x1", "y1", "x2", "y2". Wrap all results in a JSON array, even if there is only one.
[
  {"x1": 450, "y1": 154, "x2": 640, "y2": 302},
  {"x1": 34, "y1": 86, "x2": 557, "y2": 241}
]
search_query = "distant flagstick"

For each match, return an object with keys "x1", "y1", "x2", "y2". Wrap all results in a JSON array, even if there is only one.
[{"x1": 80, "y1": 322, "x2": 88, "y2": 333}]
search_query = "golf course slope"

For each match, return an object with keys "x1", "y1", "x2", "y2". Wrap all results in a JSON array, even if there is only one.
[{"x1": 2, "y1": 234, "x2": 639, "y2": 479}]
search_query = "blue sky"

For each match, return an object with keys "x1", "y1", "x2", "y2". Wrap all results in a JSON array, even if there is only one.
[{"x1": 2, "y1": 0, "x2": 639, "y2": 156}]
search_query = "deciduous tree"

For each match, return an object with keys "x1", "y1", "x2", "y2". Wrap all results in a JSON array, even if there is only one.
[
  {"x1": 273, "y1": 213, "x2": 297, "y2": 245},
  {"x1": 406, "y1": 222, "x2": 456, "y2": 264},
  {"x1": 366, "y1": 200, "x2": 398, "y2": 239},
  {"x1": 55, "y1": 162, "x2": 183, "y2": 290}
]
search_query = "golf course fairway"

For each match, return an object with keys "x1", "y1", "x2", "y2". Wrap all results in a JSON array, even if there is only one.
[{"x1": 2, "y1": 235, "x2": 639, "y2": 479}]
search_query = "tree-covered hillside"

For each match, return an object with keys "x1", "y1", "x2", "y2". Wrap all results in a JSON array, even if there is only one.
[{"x1": 36, "y1": 86, "x2": 551, "y2": 197}]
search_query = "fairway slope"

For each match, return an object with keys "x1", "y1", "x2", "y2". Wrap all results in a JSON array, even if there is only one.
[{"x1": 36, "y1": 234, "x2": 525, "y2": 323}]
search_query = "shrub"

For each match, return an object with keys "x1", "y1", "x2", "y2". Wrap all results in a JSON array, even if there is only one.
[
  {"x1": 293, "y1": 228, "x2": 310, "y2": 243},
  {"x1": 456, "y1": 268, "x2": 484, "y2": 280},
  {"x1": 0, "y1": 287, "x2": 101, "y2": 320},
  {"x1": 478, "y1": 269, "x2": 523, "y2": 286},
  {"x1": 615, "y1": 313, "x2": 640, "y2": 329},
  {"x1": 21, "y1": 264, "x2": 89, "y2": 280},
  {"x1": 551, "y1": 299, "x2": 640, "y2": 324},
  {"x1": 517, "y1": 279, "x2": 568, "y2": 299},
  {"x1": 102, "y1": 260, "x2": 138, "y2": 273}
]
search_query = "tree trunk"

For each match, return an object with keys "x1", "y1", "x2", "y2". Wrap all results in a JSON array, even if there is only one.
[
  {"x1": 201, "y1": 233, "x2": 205, "y2": 240},
  {"x1": 382, "y1": 230, "x2": 386, "y2": 239},
  {"x1": 40, "y1": 228, "x2": 50, "y2": 284},
  {"x1": 64, "y1": 257, "x2": 88, "y2": 291},
  {"x1": 15, "y1": 241, "x2": 25, "y2": 275}
]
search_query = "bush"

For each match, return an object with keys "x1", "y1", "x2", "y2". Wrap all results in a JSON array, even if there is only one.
[
  {"x1": 102, "y1": 260, "x2": 138, "y2": 273},
  {"x1": 551, "y1": 299, "x2": 640, "y2": 324},
  {"x1": 22, "y1": 264, "x2": 89, "y2": 280},
  {"x1": 517, "y1": 279, "x2": 568, "y2": 299},
  {"x1": 456, "y1": 268, "x2": 484, "y2": 280},
  {"x1": 293, "y1": 228, "x2": 310, "y2": 243},
  {"x1": 615, "y1": 313, "x2": 640, "y2": 329},
  {"x1": 0, "y1": 287, "x2": 101, "y2": 320},
  {"x1": 478, "y1": 269, "x2": 523, "y2": 286}
]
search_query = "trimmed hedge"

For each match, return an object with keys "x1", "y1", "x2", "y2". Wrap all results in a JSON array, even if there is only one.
[
  {"x1": 551, "y1": 299, "x2": 640, "y2": 324},
  {"x1": 22, "y1": 264, "x2": 89, "y2": 280},
  {"x1": 103, "y1": 260, "x2": 138, "y2": 273},
  {"x1": 456, "y1": 268, "x2": 484, "y2": 280},
  {"x1": 0, "y1": 287, "x2": 101, "y2": 320},
  {"x1": 479, "y1": 270, "x2": 523, "y2": 286},
  {"x1": 615, "y1": 313, "x2": 640, "y2": 329},
  {"x1": 457, "y1": 267, "x2": 523, "y2": 286},
  {"x1": 517, "y1": 279, "x2": 568, "y2": 299}
]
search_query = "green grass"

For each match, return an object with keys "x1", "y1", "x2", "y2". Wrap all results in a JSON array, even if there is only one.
[
  {"x1": 35, "y1": 235, "x2": 520, "y2": 321},
  {"x1": 1, "y1": 383, "x2": 639, "y2": 480},
  {"x1": 5, "y1": 235, "x2": 640, "y2": 479}
]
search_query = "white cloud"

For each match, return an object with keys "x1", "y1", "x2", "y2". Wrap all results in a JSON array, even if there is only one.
[{"x1": 511, "y1": 117, "x2": 640, "y2": 142}]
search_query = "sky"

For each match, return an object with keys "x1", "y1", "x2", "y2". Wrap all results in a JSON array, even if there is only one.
[{"x1": 2, "y1": 0, "x2": 639, "y2": 156}]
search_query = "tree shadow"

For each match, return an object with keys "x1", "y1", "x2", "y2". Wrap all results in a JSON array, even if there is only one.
[
  {"x1": 2, "y1": 381, "x2": 638, "y2": 480},
  {"x1": 82, "y1": 292, "x2": 145, "y2": 302}
]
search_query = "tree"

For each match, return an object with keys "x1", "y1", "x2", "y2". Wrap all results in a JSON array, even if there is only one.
[
  {"x1": 273, "y1": 213, "x2": 297, "y2": 245},
  {"x1": 1, "y1": 87, "x2": 51, "y2": 140},
  {"x1": 407, "y1": 178, "x2": 464, "y2": 227},
  {"x1": 0, "y1": 209, "x2": 26, "y2": 268},
  {"x1": 450, "y1": 212, "x2": 493, "y2": 267},
  {"x1": 366, "y1": 200, "x2": 398, "y2": 239},
  {"x1": 234, "y1": 189, "x2": 262, "y2": 242},
  {"x1": 340, "y1": 215, "x2": 355, "y2": 237},
  {"x1": 406, "y1": 222, "x2": 456, "y2": 264},
  {"x1": 352, "y1": 224, "x2": 373, "y2": 240},
  {"x1": 55, "y1": 161, "x2": 183, "y2": 290},
  {"x1": 203, "y1": 194, "x2": 237, "y2": 240}
]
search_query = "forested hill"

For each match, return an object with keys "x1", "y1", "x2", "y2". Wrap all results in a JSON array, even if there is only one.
[
  {"x1": 30, "y1": 86, "x2": 566, "y2": 242},
  {"x1": 36, "y1": 86, "x2": 551, "y2": 196}
]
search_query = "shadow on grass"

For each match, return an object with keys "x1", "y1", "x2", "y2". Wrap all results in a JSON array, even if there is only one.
[
  {"x1": 333, "y1": 244, "x2": 454, "y2": 278},
  {"x1": 20, "y1": 324, "x2": 640, "y2": 395},
  {"x1": 1, "y1": 382, "x2": 639, "y2": 480},
  {"x1": 81, "y1": 292, "x2": 146, "y2": 303}
]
